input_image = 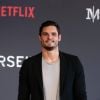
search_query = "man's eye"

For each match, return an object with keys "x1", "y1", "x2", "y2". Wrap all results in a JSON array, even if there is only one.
[
  {"x1": 52, "y1": 32, "x2": 57, "y2": 36},
  {"x1": 42, "y1": 33, "x2": 48, "y2": 35}
]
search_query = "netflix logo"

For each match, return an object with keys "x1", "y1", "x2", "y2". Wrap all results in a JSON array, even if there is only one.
[{"x1": 0, "y1": 6, "x2": 35, "y2": 19}]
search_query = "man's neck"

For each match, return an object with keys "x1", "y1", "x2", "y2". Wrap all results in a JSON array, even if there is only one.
[{"x1": 42, "y1": 48, "x2": 59, "y2": 64}]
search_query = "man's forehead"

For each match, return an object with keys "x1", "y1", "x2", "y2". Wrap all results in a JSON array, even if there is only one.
[{"x1": 42, "y1": 26, "x2": 58, "y2": 32}]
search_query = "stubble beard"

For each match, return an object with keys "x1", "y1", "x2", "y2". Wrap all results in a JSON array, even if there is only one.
[{"x1": 42, "y1": 41, "x2": 59, "y2": 51}]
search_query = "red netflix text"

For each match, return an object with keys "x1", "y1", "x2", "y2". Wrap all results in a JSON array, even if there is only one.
[{"x1": 0, "y1": 6, "x2": 35, "y2": 18}]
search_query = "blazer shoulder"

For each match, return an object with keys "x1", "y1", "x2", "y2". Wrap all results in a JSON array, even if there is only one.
[
  {"x1": 60, "y1": 52, "x2": 84, "y2": 75},
  {"x1": 24, "y1": 52, "x2": 42, "y2": 63},
  {"x1": 60, "y1": 51, "x2": 78, "y2": 59},
  {"x1": 60, "y1": 51, "x2": 82, "y2": 67},
  {"x1": 20, "y1": 52, "x2": 42, "y2": 71}
]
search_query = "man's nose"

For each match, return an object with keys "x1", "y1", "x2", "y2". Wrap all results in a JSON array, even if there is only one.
[{"x1": 48, "y1": 34, "x2": 52, "y2": 39}]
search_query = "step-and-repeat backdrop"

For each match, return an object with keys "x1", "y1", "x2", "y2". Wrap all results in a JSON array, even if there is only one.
[{"x1": 0, "y1": 0, "x2": 100, "y2": 100}]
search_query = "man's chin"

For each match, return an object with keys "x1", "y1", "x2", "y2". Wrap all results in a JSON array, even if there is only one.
[{"x1": 44, "y1": 46, "x2": 55, "y2": 51}]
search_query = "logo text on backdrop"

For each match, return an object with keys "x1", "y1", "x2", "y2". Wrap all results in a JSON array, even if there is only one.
[
  {"x1": 86, "y1": 5, "x2": 100, "y2": 23},
  {"x1": 0, "y1": 6, "x2": 35, "y2": 19}
]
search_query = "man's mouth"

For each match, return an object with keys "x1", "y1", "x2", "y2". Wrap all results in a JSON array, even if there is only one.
[{"x1": 46, "y1": 40, "x2": 54, "y2": 43}]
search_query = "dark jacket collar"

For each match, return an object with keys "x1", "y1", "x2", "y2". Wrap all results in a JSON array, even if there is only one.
[{"x1": 34, "y1": 51, "x2": 68, "y2": 96}]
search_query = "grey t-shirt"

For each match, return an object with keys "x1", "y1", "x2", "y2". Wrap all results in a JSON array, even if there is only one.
[{"x1": 42, "y1": 57, "x2": 60, "y2": 100}]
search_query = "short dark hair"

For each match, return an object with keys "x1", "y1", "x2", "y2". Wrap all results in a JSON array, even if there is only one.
[{"x1": 39, "y1": 20, "x2": 60, "y2": 36}]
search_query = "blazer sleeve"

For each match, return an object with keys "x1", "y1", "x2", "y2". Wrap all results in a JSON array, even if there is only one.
[
  {"x1": 73, "y1": 56, "x2": 87, "y2": 100},
  {"x1": 18, "y1": 60, "x2": 30, "y2": 100}
]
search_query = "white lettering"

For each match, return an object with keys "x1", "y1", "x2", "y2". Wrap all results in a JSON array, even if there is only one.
[
  {"x1": 17, "y1": 56, "x2": 24, "y2": 68},
  {"x1": 0, "y1": 55, "x2": 29, "y2": 68},
  {"x1": 7, "y1": 56, "x2": 15, "y2": 67},
  {"x1": 0, "y1": 55, "x2": 6, "y2": 67},
  {"x1": 86, "y1": 5, "x2": 100, "y2": 23}
]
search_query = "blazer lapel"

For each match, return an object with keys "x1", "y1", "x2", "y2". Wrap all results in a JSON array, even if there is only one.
[
  {"x1": 59, "y1": 51, "x2": 68, "y2": 96},
  {"x1": 34, "y1": 52, "x2": 69, "y2": 98},
  {"x1": 34, "y1": 53, "x2": 44, "y2": 93}
]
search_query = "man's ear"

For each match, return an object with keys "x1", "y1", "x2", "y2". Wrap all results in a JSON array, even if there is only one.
[
  {"x1": 58, "y1": 34, "x2": 61, "y2": 42},
  {"x1": 39, "y1": 35, "x2": 41, "y2": 41}
]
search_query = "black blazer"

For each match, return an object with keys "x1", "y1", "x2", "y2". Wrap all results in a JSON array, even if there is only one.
[{"x1": 18, "y1": 51, "x2": 87, "y2": 100}]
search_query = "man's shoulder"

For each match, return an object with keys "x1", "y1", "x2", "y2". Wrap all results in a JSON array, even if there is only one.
[
  {"x1": 20, "y1": 53, "x2": 42, "y2": 70},
  {"x1": 25, "y1": 51, "x2": 79, "y2": 63},
  {"x1": 24, "y1": 52, "x2": 42, "y2": 62},
  {"x1": 60, "y1": 51, "x2": 83, "y2": 70},
  {"x1": 28, "y1": 51, "x2": 78, "y2": 60},
  {"x1": 60, "y1": 51, "x2": 82, "y2": 64},
  {"x1": 60, "y1": 51, "x2": 78, "y2": 59}
]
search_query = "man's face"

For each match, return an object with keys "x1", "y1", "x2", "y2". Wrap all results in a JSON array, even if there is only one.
[{"x1": 39, "y1": 26, "x2": 61, "y2": 51}]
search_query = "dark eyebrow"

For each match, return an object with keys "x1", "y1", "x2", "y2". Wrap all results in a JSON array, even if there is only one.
[
  {"x1": 41, "y1": 32, "x2": 58, "y2": 36},
  {"x1": 41, "y1": 32, "x2": 48, "y2": 35},
  {"x1": 51, "y1": 32, "x2": 57, "y2": 35}
]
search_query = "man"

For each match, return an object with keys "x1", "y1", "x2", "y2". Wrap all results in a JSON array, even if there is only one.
[{"x1": 18, "y1": 20, "x2": 87, "y2": 100}]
